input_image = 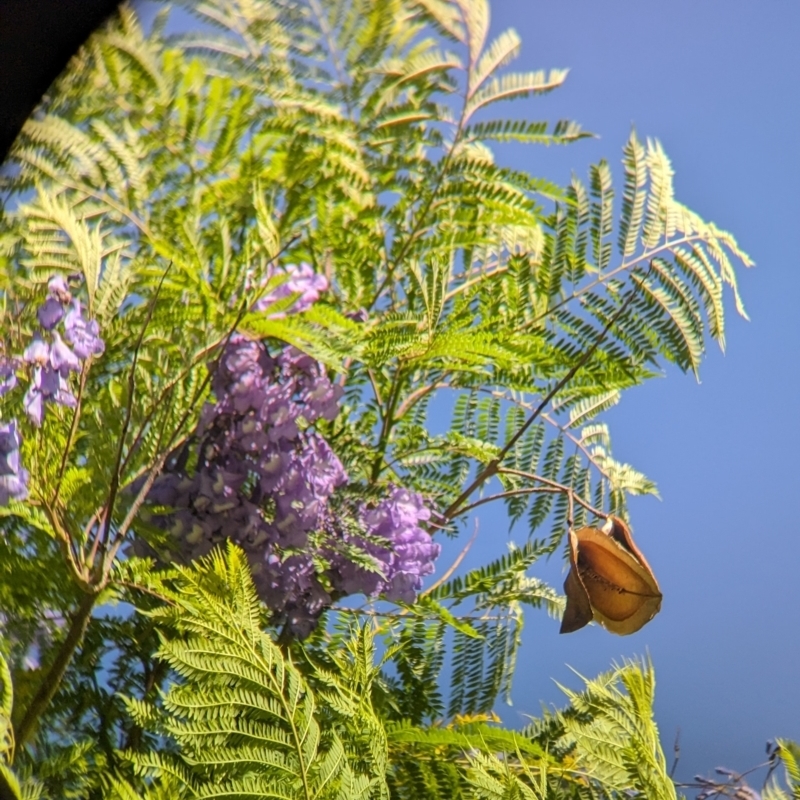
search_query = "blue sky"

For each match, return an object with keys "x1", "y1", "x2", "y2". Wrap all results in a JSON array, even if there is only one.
[
  {"x1": 132, "y1": 0, "x2": 800, "y2": 785},
  {"x1": 466, "y1": 0, "x2": 800, "y2": 784}
]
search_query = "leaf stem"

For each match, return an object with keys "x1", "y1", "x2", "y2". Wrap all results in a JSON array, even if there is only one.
[
  {"x1": 99, "y1": 265, "x2": 171, "y2": 552},
  {"x1": 51, "y1": 357, "x2": 90, "y2": 507},
  {"x1": 443, "y1": 271, "x2": 646, "y2": 520}
]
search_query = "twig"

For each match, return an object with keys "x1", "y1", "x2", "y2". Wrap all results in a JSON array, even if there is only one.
[
  {"x1": 15, "y1": 590, "x2": 98, "y2": 750},
  {"x1": 670, "y1": 727, "x2": 681, "y2": 778},
  {"x1": 99, "y1": 265, "x2": 172, "y2": 550},
  {"x1": 119, "y1": 234, "x2": 299, "y2": 477},
  {"x1": 104, "y1": 293, "x2": 258, "y2": 572},
  {"x1": 496, "y1": 468, "x2": 608, "y2": 520},
  {"x1": 421, "y1": 518, "x2": 479, "y2": 598},
  {"x1": 456, "y1": 487, "x2": 562, "y2": 516},
  {"x1": 113, "y1": 580, "x2": 175, "y2": 607},
  {"x1": 51, "y1": 357, "x2": 90, "y2": 506},
  {"x1": 542, "y1": 412, "x2": 614, "y2": 481},
  {"x1": 522, "y1": 234, "x2": 704, "y2": 330},
  {"x1": 394, "y1": 379, "x2": 449, "y2": 420},
  {"x1": 443, "y1": 271, "x2": 647, "y2": 520}
]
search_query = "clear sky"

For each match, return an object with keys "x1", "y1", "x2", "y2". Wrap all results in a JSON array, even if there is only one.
[
  {"x1": 462, "y1": 0, "x2": 800, "y2": 784},
  {"x1": 132, "y1": 0, "x2": 800, "y2": 785}
]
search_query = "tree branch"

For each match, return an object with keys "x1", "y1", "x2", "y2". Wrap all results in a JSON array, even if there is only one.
[
  {"x1": 443, "y1": 271, "x2": 646, "y2": 520},
  {"x1": 14, "y1": 590, "x2": 98, "y2": 752}
]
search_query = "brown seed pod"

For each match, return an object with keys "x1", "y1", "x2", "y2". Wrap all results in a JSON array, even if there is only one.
[{"x1": 560, "y1": 516, "x2": 662, "y2": 635}]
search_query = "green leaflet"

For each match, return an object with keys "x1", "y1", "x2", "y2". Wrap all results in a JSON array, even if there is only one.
[
  {"x1": 556, "y1": 657, "x2": 677, "y2": 800},
  {"x1": 123, "y1": 543, "x2": 389, "y2": 800},
  {"x1": 0, "y1": 0, "x2": 759, "y2": 797}
]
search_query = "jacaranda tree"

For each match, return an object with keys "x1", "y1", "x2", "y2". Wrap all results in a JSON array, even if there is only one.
[{"x1": 0, "y1": 0, "x2": 796, "y2": 798}]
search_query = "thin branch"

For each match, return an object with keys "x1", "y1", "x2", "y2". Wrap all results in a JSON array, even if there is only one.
[
  {"x1": 523, "y1": 234, "x2": 705, "y2": 330},
  {"x1": 104, "y1": 448, "x2": 169, "y2": 573},
  {"x1": 15, "y1": 590, "x2": 98, "y2": 750},
  {"x1": 368, "y1": 97, "x2": 470, "y2": 310},
  {"x1": 443, "y1": 271, "x2": 647, "y2": 520},
  {"x1": 104, "y1": 296, "x2": 256, "y2": 573},
  {"x1": 457, "y1": 486, "x2": 561, "y2": 516},
  {"x1": 421, "y1": 518, "x2": 479, "y2": 598},
  {"x1": 541, "y1": 412, "x2": 614, "y2": 481},
  {"x1": 497, "y1": 468, "x2": 607, "y2": 520},
  {"x1": 51, "y1": 357, "x2": 90, "y2": 507},
  {"x1": 394, "y1": 378, "x2": 449, "y2": 420},
  {"x1": 370, "y1": 368, "x2": 404, "y2": 483},
  {"x1": 332, "y1": 605, "x2": 507, "y2": 623},
  {"x1": 670, "y1": 727, "x2": 681, "y2": 779},
  {"x1": 476, "y1": 387, "x2": 615, "y2": 480},
  {"x1": 367, "y1": 368, "x2": 384, "y2": 410},
  {"x1": 39, "y1": 501, "x2": 89, "y2": 590},
  {"x1": 307, "y1": 0, "x2": 349, "y2": 89},
  {"x1": 113, "y1": 580, "x2": 175, "y2": 607},
  {"x1": 444, "y1": 262, "x2": 507, "y2": 302},
  {"x1": 120, "y1": 234, "x2": 300, "y2": 477},
  {"x1": 99, "y1": 265, "x2": 171, "y2": 550}
]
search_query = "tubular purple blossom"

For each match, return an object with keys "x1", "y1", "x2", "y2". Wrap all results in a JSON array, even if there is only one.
[
  {"x1": 50, "y1": 332, "x2": 81, "y2": 375},
  {"x1": 23, "y1": 365, "x2": 77, "y2": 425},
  {"x1": 64, "y1": 299, "x2": 105, "y2": 359},
  {"x1": 23, "y1": 335, "x2": 50, "y2": 367},
  {"x1": 0, "y1": 358, "x2": 17, "y2": 396},
  {"x1": 0, "y1": 420, "x2": 29, "y2": 505},
  {"x1": 47, "y1": 275, "x2": 71, "y2": 302},
  {"x1": 254, "y1": 263, "x2": 329, "y2": 318},
  {"x1": 37, "y1": 297, "x2": 64, "y2": 330}
]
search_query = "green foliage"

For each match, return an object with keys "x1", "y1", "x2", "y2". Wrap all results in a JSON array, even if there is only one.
[
  {"x1": 554, "y1": 658, "x2": 677, "y2": 800},
  {"x1": 0, "y1": 0, "x2": 768, "y2": 798},
  {"x1": 117, "y1": 543, "x2": 387, "y2": 799},
  {"x1": 765, "y1": 741, "x2": 800, "y2": 800}
]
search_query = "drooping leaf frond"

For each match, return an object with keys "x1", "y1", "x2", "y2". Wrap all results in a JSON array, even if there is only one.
[{"x1": 124, "y1": 542, "x2": 388, "y2": 799}]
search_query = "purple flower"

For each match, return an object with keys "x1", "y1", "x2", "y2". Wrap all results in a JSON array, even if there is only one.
[
  {"x1": 37, "y1": 276, "x2": 73, "y2": 328},
  {"x1": 23, "y1": 366, "x2": 76, "y2": 426},
  {"x1": 64, "y1": 300, "x2": 105, "y2": 359},
  {"x1": 0, "y1": 422, "x2": 21, "y2": 478},
  {"x1": 0, "y1": 420, "x2": 28, "y2": 505},
  {"x1": 137, "y1": 337, "x2": 357, "y2": 638},
  {"x1": 37, "y1": 297, "x2": 64, "y2": 330},
  {"x1": 47, "y1": 275, "x2": 71, "y2": 302},
  {"x1": 23, "y1": 335, "x2": 50, "y2": 367},
  {"x1": 0, "y1": 358, "x2": 16, "y2": 396},
  {"x1": 23, "y1": 383, "x2": 44, "y2": 427},
  {"x1": 254, "y1": 263, "x2": 328, "y2": 318},
  {"x1": 302, "y1": 373, "x2": 344, "y2": 421},
  {"x1": 50, "y1": 332, "x2": 81, "y2": 375},
  {"x1": 346, "y1": 488, "x2": 440, "y2": 603}
]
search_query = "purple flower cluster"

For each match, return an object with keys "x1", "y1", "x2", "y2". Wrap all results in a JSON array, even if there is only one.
[
  {"x1": 140, "y1": 335, "x2": 440, "y2": 637},
  {"x1": 253, "y1": 263, "x2": 328, "y2": 318},
  {"x1": 22, "y1": 277, "x2": 104, "y2": 426},
  {"x1": 333, "y1": 488, "x2": 441, "y2": 603},
  {"x1": 0, "y1": 420, "x2": 28, "y2": 505},
  {"x1": 0, "y1": 275, "x2": 105, "y2": 506},
  {"x1": 140, "y1": 336, "x2": 346, "y2": 634}
]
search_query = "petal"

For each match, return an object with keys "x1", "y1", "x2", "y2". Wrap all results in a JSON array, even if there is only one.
[
  {"x1": 50, "y1": 332, "x2": 81, "y2": 373},
  {"x1": 47, "y1": 275, "x2": 71, "y2": 300},
  {"x1": 560, "y1": 565, "x2": 594, "y2": 634},
  {"x1": 37, "y1": 297, "x2": 64, "y2": 330},
  {"x1": 23, "y1": 336, "x2": 50, "y2": 365},
  {"x1": 23, "y1": 385, "x2": 44, "y2": 426}
]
